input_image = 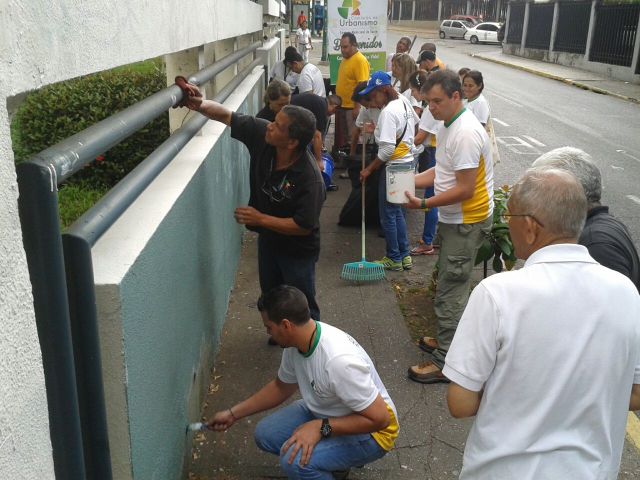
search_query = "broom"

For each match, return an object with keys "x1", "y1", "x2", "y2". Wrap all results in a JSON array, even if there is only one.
[{"x1": 341, "y1": 133, "x2": 385, "y2": 283}]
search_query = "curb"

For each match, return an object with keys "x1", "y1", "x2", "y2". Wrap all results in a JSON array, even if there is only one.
[{"x1": 471, "y1": 53, "x2": 640, "y2": 104}]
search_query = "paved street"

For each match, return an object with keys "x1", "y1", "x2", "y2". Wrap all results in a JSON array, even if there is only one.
[{"x1": 386, "y1": 30, "x2": 640, "y2": 246}]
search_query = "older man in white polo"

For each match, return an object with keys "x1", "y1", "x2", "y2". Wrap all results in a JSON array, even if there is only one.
[{"x1": 444, "y1": 168, "x2": 640, "y2": 479}]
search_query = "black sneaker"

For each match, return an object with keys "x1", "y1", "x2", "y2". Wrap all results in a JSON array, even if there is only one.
[{"x1": 332, "y1": 469, "x2": 351, "y2": 480}]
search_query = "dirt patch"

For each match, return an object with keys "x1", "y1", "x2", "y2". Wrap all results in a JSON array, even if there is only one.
[{"x1": 390, "y1": 267, "x2": 438, "y2": 344}]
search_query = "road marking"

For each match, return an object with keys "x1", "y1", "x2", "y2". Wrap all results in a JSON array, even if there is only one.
[
  {"x1": 522, "y1": 135, "x2": 545, "y2": 147},
  {"x1": 492, "y1": 117, "x2": 509, "y2": 127},
  {"x1": 627, "y1": 195, "x2": 640, "y2": 205},
  {"x1": 627, "y1": 413, "x2": 640, "y2": 453},
  {"x1": 496, "y1": 136, "x2": 542, "y2": 155},
  {"x1": 487, "y1": 91, "x2": 523, "y2": 108},
  {"x1": 611, "y1": 165, "x2": 624, "y2": 170},
  {"x1": 616, "y1": 149, "x2": 640, "y2": 164}
]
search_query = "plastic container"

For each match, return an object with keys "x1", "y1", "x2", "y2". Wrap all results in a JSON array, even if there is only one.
[
  {"x1": 386, "y1": 162, "x2": 415, "y2": 204},
  {"x1": 321, "y1": 153, "x2": 334, "y2": 189}
]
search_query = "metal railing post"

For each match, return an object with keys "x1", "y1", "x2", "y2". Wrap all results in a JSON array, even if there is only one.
[{"x1": 16, "y1": 162, "x2": 87, "y2": 480}]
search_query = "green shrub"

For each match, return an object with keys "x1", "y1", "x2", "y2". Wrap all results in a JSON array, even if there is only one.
[
  {"x1": 475, "y1": 186, "x2": 517, "y2": 274},
  {"x1": 57, "y1": 181, "x2": 109, "y2": 229},
  {"x1": 12, "y1": 66, "x2": 170, "y2": 190}
]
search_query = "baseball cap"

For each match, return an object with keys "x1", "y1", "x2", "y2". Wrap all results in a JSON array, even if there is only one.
[
  {"x1": 418, "y1": 50, "x2": 436, "y2": 63},
  {"x1": 359, "y1": 71, "x2": 392, "y2": 96}
]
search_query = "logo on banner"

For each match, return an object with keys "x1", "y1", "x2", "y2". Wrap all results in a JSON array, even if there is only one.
[{"x1": 338, "y1": 0, "x2": 361, "y2": 19}]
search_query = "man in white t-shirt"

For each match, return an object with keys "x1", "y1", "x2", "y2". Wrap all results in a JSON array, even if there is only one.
[
  {"x1": 287, "y1": 52, "x2": 326, "y2": 97},
  {"x1": 444, "y1": 168, "x2": 640, "y2": 479},
  {"x1": 404, "y1": 70, "x2": 493, "y2": 383},
  {"x1": 295, "y1": 20, "x2": 313, "y2": 63},
  {"x1": 206, "y1": 285, "x2": 399, "y2": 478}
]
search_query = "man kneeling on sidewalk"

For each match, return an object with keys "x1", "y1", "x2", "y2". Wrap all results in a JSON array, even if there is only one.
[{"x1": 206, "y1": 285, "x2": 399, "y2": 479}]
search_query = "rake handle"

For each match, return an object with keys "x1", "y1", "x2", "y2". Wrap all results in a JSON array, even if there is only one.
[{"x1": 361, "y1": 132, "x2": 367, "y2": 261}]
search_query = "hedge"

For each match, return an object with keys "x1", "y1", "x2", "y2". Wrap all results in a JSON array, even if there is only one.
[{"x1": 12, "y1": 65, "x2": 170, "y2": 190}]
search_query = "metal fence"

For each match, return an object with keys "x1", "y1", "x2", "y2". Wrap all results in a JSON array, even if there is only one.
[
  {"x1": 590, "y1": 2, "x2": 640, "y2": 67},
  {"x1": 554, "y1": 1, "x2": 591, "y2": 54},
  {"x1": 507, "y1": 2, "x2": 525, "y2": 45},
  {"x1": 468, "y1": 0, "x2": 507, "y2": 22},
  {"x1": 415, "y1": 0, "x2": 440, "y2": 20},
  {"x1": 525, "y1": 3, "x2": 554, "y2": 49},
  {"x1": 441, "y1": 0, "x2": 470, "y2": 19}
]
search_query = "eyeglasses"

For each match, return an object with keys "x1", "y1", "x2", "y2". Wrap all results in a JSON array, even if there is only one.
[{"x1": 503, "y1": 210, "x2": 545, "y2": 228}]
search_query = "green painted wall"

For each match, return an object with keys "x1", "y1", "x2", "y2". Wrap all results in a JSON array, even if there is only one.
[{"x1": 118, "y1": 84, "x2": 262, "y2": 479}]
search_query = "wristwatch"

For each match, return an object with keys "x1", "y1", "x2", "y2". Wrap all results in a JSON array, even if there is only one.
[{"x1": 320, "y1": 418, "x2": 332, "y2": 438}]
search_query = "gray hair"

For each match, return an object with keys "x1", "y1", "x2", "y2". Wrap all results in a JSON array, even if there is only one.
[
  {"x1": 531, "y1": 147, "x2": 601, "y2": 208},
  {"x1": 264, "y1": 79, "x2": 291, "y2": 105},
  {"x1": 511, "y1": 168, "x2": 587, "y2": 239},
  {"x1": 281, "y1": 105, "x2": 316, "y2": 152}
]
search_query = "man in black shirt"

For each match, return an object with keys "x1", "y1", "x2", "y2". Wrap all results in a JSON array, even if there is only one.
[
  {"x1": 183, "y1": 86, "x2": 326, "y2": 320},
  {"x1": 533, "y1": 147, "x2": 639, "y2": 293}
]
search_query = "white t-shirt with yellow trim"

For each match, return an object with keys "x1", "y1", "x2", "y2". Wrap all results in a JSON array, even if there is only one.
[
  {"x1": 418, "y1": 108, "x2": 443, "y2": 148},
  {"x1": 278, "y1": 322, "x2": 399, "y2": 451},
  {"x1": 435, "y1": 109, "x2": 493, "y2": 224},
  {"x1": 374, "y1": 94, "x2": 417, "y2": 164}
]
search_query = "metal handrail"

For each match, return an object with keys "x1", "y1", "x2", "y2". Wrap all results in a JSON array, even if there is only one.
[
  {"x1": 28, "y1": 41, "x2": 260, "y2": 186},
  {"x1": 17, "y1": 41, "x2": 264, "y2": 480}
]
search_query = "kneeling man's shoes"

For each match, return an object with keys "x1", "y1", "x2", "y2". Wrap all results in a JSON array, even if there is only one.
[
  {"x1": 332, "y1": 469, "x2": 351, "y2": 479},
  {"x1": 407, "y1": 361, "x2": 450, "y2": 384}
]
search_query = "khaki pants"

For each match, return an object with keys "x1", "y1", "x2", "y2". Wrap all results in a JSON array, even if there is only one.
[{"x1": 430, "y1": 217, "x2": 492, "y2": 369}]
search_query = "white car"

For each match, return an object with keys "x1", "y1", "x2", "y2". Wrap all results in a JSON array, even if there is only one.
[{"x1": 464, "y1": 22, "x2": 503, "y2": 44}]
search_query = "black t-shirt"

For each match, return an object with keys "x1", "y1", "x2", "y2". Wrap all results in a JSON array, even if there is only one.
[
  {"x1": 291, "y1": 93, "x2": 328, "y2": 135},
  {"x1": 230, "y1": 112, "x2": 326, "y2": 257},
  {"x1": 579, "y1": 206, "x2": 640, "y2": 293}
]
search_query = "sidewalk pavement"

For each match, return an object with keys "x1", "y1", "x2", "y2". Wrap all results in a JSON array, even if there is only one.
[
  {"x1": 187, "y1": 170, "x2": 476, "y2": 479},
  {"x1": 470, "y1": 50, "x2": 640, "y2": 104},
  {"x1": 184, "y1": 36, "x2": 640, "y2": 479}
]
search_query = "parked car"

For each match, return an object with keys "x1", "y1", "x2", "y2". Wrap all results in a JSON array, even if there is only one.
[
  {"x1": 439, "y1": 19, "x2": 473, "y2": 39},
  {"x1": 464, "y1": 22, "x2": 503, "y2": 44},
  {"x1": 449, "y1": 14, "x2": 482, "y2": 25}
]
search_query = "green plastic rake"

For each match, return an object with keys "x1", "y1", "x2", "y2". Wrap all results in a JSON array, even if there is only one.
[{"x1": 341, "y1": 134, "x2": 385, "y2": 283}]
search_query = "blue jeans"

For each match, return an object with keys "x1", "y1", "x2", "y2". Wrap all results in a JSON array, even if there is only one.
[
  {"x1": 418, "y1": 148, "x2": 438, "y2": 245},
  {"x1": 254, "y1": 400, "x2": 387, "y2": 479},
  {"x1": 258, "y1": 236, "x2": 320, "y2": 321},
  {"x1": 378, "y1": 165, "x2": 410, "y2": 262}
]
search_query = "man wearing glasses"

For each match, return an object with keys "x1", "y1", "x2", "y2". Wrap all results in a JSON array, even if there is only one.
[
  {"x1": 443, "y1": 168, "x2": 640, "y2": 478},
  {"x1": 404, "y1": 70, "x2": 493, "y2": 384},
  {"x1": 182, "y1": 88, "x2": 325, "y2": 322}
]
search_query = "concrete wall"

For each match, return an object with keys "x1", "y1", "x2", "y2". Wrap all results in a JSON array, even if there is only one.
[
  {"x1": 0, "y1": 110, "x2": 54, "y2": 479},
  {"x1": 92, "y1": 68, "x2": 264, "y2": 480},
  {"x1": 503, "y1": 0, "x2": 640, "y2": 84},
  {"x1": 0, "y1": 1, "x2": 262, "y2": 478},
  {"x1": 503, "y1": 42, "x2": 640, "y2": 84}
]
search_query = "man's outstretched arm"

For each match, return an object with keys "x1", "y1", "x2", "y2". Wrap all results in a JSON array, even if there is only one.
[
  {"x1": 183, "y1": 88, "x2": 232, "y2": 126},
  {"x1": 207, "y1": 378, "x2": 298, "y2": 431}
]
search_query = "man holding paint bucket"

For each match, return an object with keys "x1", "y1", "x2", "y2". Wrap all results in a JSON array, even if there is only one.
[{"x1": 404, "y1": 70, "x2": 493, "y2": 384}]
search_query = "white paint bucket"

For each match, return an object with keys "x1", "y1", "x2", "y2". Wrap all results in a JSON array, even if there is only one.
[{"x1": 386, "y1": 163, "x2": 415, "y2": 204}]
